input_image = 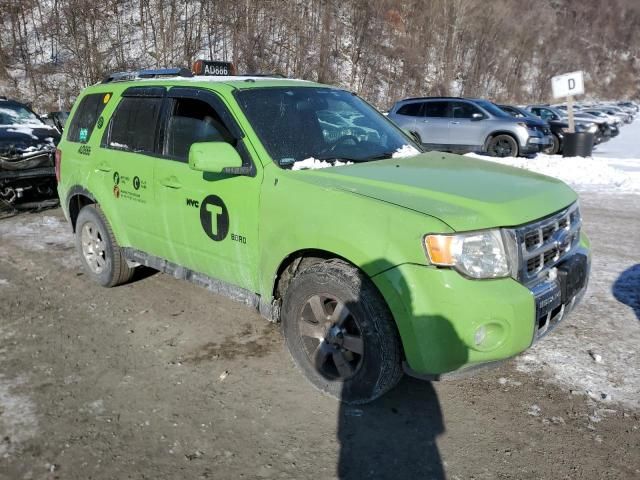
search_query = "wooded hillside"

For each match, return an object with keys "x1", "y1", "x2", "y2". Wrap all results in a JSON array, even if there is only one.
[{"x1": 1, "y1": 0, "x2": 638, "y2": 111}]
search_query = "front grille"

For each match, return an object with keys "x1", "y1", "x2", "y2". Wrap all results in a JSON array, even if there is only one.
[{"x1": 514, "y1": 203, "x2": 581, "y2": 284}]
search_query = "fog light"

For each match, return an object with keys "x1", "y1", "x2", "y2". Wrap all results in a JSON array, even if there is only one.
[
  {"x1": 471, "y1": 322, "x2": 507, "y2": 351},
  {"x1": 474, "y1": 326, "x2": 487, "y2": 346}
]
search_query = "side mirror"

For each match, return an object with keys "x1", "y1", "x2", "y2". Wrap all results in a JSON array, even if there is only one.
[
  {"x1": 403, "y1": 129, "x2": 422, "y2": 144},
  {"x1": 188, "y1": 142, "x2": 243, "y2": 174},
  {"x1": 471, "y1": 113, "x2": 484, "y2": 121}
]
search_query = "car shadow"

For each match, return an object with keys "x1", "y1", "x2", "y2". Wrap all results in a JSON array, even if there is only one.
[
  {"x1": 337, "y1": 260, "x2": 469, "y2": 479},
  {"x1": 612, "y1": 264, "x2": 640, "y2": 320}
]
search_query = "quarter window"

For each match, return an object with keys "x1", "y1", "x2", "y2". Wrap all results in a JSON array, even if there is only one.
[
  {"x1": 67, "y1": 93, "x2": 111, "y2": 143},
  {"x1": 107, "y1": 97, "x2": 163, "y2": 153},
  {"x1": 164, "y1": 98, "x2": 233, "y2": 161}
]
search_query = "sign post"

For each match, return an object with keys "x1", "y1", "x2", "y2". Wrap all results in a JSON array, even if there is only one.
[{"x1": 551, "y1": 71, "x2": 585, "y2": 133}]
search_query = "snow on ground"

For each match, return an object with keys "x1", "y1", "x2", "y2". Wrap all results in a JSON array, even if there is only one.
[
  {"x1": 465, "y1": 118, "x2": 640, "y2": 194},
  {"x1": 0, "y1": 375, "x2": 38, "y2": 457},
  {"x1": 0, "y1": 214, "x2": 78, "y2": 268}
]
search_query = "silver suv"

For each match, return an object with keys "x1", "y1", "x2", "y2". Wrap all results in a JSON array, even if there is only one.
[{"x1": 388, "y1": 97, "x2": 550, "y2": 157}]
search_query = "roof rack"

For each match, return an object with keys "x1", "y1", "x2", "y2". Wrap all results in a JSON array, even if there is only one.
[{"x1": 101, "y1": 67, "x2": 193, "y2": 84}]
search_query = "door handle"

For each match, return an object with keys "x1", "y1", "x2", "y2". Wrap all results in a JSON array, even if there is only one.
[
  {"x1": 160, "y1": 176, "x2": 182, "y2": 189},
  {"x1": 95, "y1": 163, "x2": 111, "y2": 173}
]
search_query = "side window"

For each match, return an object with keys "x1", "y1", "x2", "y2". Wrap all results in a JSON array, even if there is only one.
[
  {"x1": 67, "y1": 93, "x2": 111, "y2": 143},
  {"x1": 164, "y1": 98, "x2": 233, "y2": 161},
  {"x1": 451, "y1": 102, "x2": 482, "y2": 119},
  {"x1": 396, "y1": 102, "x2": 423, "y2": 116},
  {"x1": 539, "y1": 108, "x2": 555, "y2": 120},
  {"x1": 107, "y1": 97, "x2": 163, "y2": 153},
  {"x1": 423, "y1": 101, "x2": 449, "y2": 118}
]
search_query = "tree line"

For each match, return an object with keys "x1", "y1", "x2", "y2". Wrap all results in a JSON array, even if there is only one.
[{"x1": 0, "y1": 0, "x2": 638, "y2": 111}]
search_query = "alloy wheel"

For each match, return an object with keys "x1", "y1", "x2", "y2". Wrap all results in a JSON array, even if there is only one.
[
  {"x1": 80, "y1": 221, "x2": 107, "y2": 274},
  {"x1": 297, "y1": 294, "x2": 364, "y2": 380}
]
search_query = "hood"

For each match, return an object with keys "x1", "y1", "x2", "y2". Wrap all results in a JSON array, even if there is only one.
[
  {"x1": 548, "y1": 119, "x2": 569, "y2": 128},
  {"x1": 520, "y1": 117, "x2": 547, "y2": 128},
  {"x1": 0, "y1": 124, "x2": 60, "y2": 156},
  {"x1": 293, "y1": 153, "x2": 577, "y2": 231}
]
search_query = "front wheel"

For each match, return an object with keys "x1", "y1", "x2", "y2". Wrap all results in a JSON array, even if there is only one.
[
  {"x1": 487, "y1": 134, "x2": 518, "y2": 157},
  {"x1": 75, "y1": 205, "x2": 134, "y2": 287},
  {"x1": 281, "y1": 259, "x2": 403, "y2": 404}
]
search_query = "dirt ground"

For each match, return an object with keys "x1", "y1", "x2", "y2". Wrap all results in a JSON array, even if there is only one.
[{"x1": 0, "y1": 193, "x2": 638, "y2": 480}]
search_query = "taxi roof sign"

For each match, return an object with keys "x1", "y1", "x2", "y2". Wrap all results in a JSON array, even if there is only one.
[{"x1": 193, "y1": 60, "x2": 236, "y2": 76}]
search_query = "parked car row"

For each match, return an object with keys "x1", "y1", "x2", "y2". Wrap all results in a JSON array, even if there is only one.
[{"x1": 387, "y1": 96, "x2": 637, "y2": 157}]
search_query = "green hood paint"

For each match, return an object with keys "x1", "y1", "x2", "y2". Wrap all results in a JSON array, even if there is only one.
[{"x1": 291, "y1": 152, "x2": 577, "y2": 231}]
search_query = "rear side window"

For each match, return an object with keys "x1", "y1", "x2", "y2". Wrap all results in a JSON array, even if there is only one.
[
  {"x1": 67, "y1": 93, "x2": 111, "y2": 143},
  {"x1": 396, "y1": 103, "x2": 423, "y2": 116},
  {"x1": 164, "y1": 97, "x2": 233, "y2": 161},
  {"x1": 423, "y1": 101, "x2": 449, "y2": 118},
  {"x1": 107, "y1": 97, "x2": 163, "y2": 153}
]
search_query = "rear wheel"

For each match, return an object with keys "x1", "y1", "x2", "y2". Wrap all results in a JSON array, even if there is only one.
[
  {"x1": 75, "y1": 205, "x2": 134, "y2": 287},
  {"x1": 281, "y1": 259, "x2": 403, "y2": 404},
  {"x1": 487, "y1": 134, "x2": 518, "y2": 157},
  {"x1": 543, "y1": 134, "x2": 561, "y2": 155}
]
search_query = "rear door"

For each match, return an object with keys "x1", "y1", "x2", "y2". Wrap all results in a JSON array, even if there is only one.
[
  {"x1": 390, "y1": 102, "x2": 423, "y2": 133},
  {"x1": 98, "y1": 87, "x2": 164, "y2": 251},
  {"x1": 154, "y1": 87, "x2": 261, "y2": 292},
  {"x1": 418, "y1": 101, "x2": 450, "y2": 146}
]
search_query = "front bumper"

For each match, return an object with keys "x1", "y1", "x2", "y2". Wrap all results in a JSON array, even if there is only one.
[{"x1": 372, "y1": 235, "x2": 590, "y2": 377}]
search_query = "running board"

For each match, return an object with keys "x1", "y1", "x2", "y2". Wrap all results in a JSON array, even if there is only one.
[{"x1": 122, "y1": 247, "x2": 278, "y2": 321}]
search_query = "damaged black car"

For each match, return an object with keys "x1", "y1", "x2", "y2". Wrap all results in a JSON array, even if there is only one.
[{"x1": 0, "y1": 98, "x2": 60, "y2": 205}]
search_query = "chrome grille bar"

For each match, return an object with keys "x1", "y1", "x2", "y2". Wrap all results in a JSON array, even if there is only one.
[{"x1": 512, "y1": 203, "x2": 582, "y2": 285}]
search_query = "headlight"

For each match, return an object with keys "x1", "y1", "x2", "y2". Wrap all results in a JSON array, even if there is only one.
[{"x1": 424, "y1": 229, "x2": 517, "y2": 279}]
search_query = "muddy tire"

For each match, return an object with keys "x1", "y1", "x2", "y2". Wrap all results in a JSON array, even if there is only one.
[
  {"x1": 281, "y1": 259, "x2": 403, "y2": 404},
  {"x1": 75, "y1": 205, "x2": 134, "y2": 287},
  {"x1": 487, "y1": 134, "x2": 519, "y2": 157}
]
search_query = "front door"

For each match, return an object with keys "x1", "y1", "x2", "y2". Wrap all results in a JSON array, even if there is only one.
[
  {"x1": 449, "y1": 101, "x2": 485, "y2": 148},
  {"x1": 154, "y1": 88, "x2": 262, "y2": 292},
  {"x1": 418, "y1": 101, "x2": 450, "y2": 146}
]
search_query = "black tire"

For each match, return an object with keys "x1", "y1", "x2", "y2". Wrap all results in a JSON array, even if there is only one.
[
  {"x1": 543, "y1": 134, "x2": 561, "y2": 155},
  {"x1": 281, "y1": 259, "x2": 403, "y2": 404},
  {"x1": 487, "y1": 134, "x2": 518, "y2": 157},
  {"x1": 75, "y1": 205, "x2": 134, "y2": 287}
]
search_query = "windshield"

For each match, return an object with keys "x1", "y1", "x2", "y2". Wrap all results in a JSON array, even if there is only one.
[
  {"x1": 475, "y1": 100, "x2": 512, "y2": 118},
  {"x1": 0, "y1": 103, "x2": 44, "y2": 126},
  {"x1": 235, "y1": 87, "x2": 421, "y2": 168}
]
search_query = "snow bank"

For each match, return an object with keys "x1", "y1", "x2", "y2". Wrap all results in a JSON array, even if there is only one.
[
  {"x1": 465, "y1": 152, "x2": 640, "y2": 194},
  {"x1": 291, "y1": 158, "x2": 352, "y2": 170}
]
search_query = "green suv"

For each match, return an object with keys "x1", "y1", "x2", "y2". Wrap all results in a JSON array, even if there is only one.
[{"x1": 57, "y1": 65, "x2": 590, "y2": 403}]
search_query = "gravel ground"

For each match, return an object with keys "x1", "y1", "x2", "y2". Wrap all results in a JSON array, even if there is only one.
[{"x1": 0, "y1": 194, "x2": 638, "y2": 480}]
